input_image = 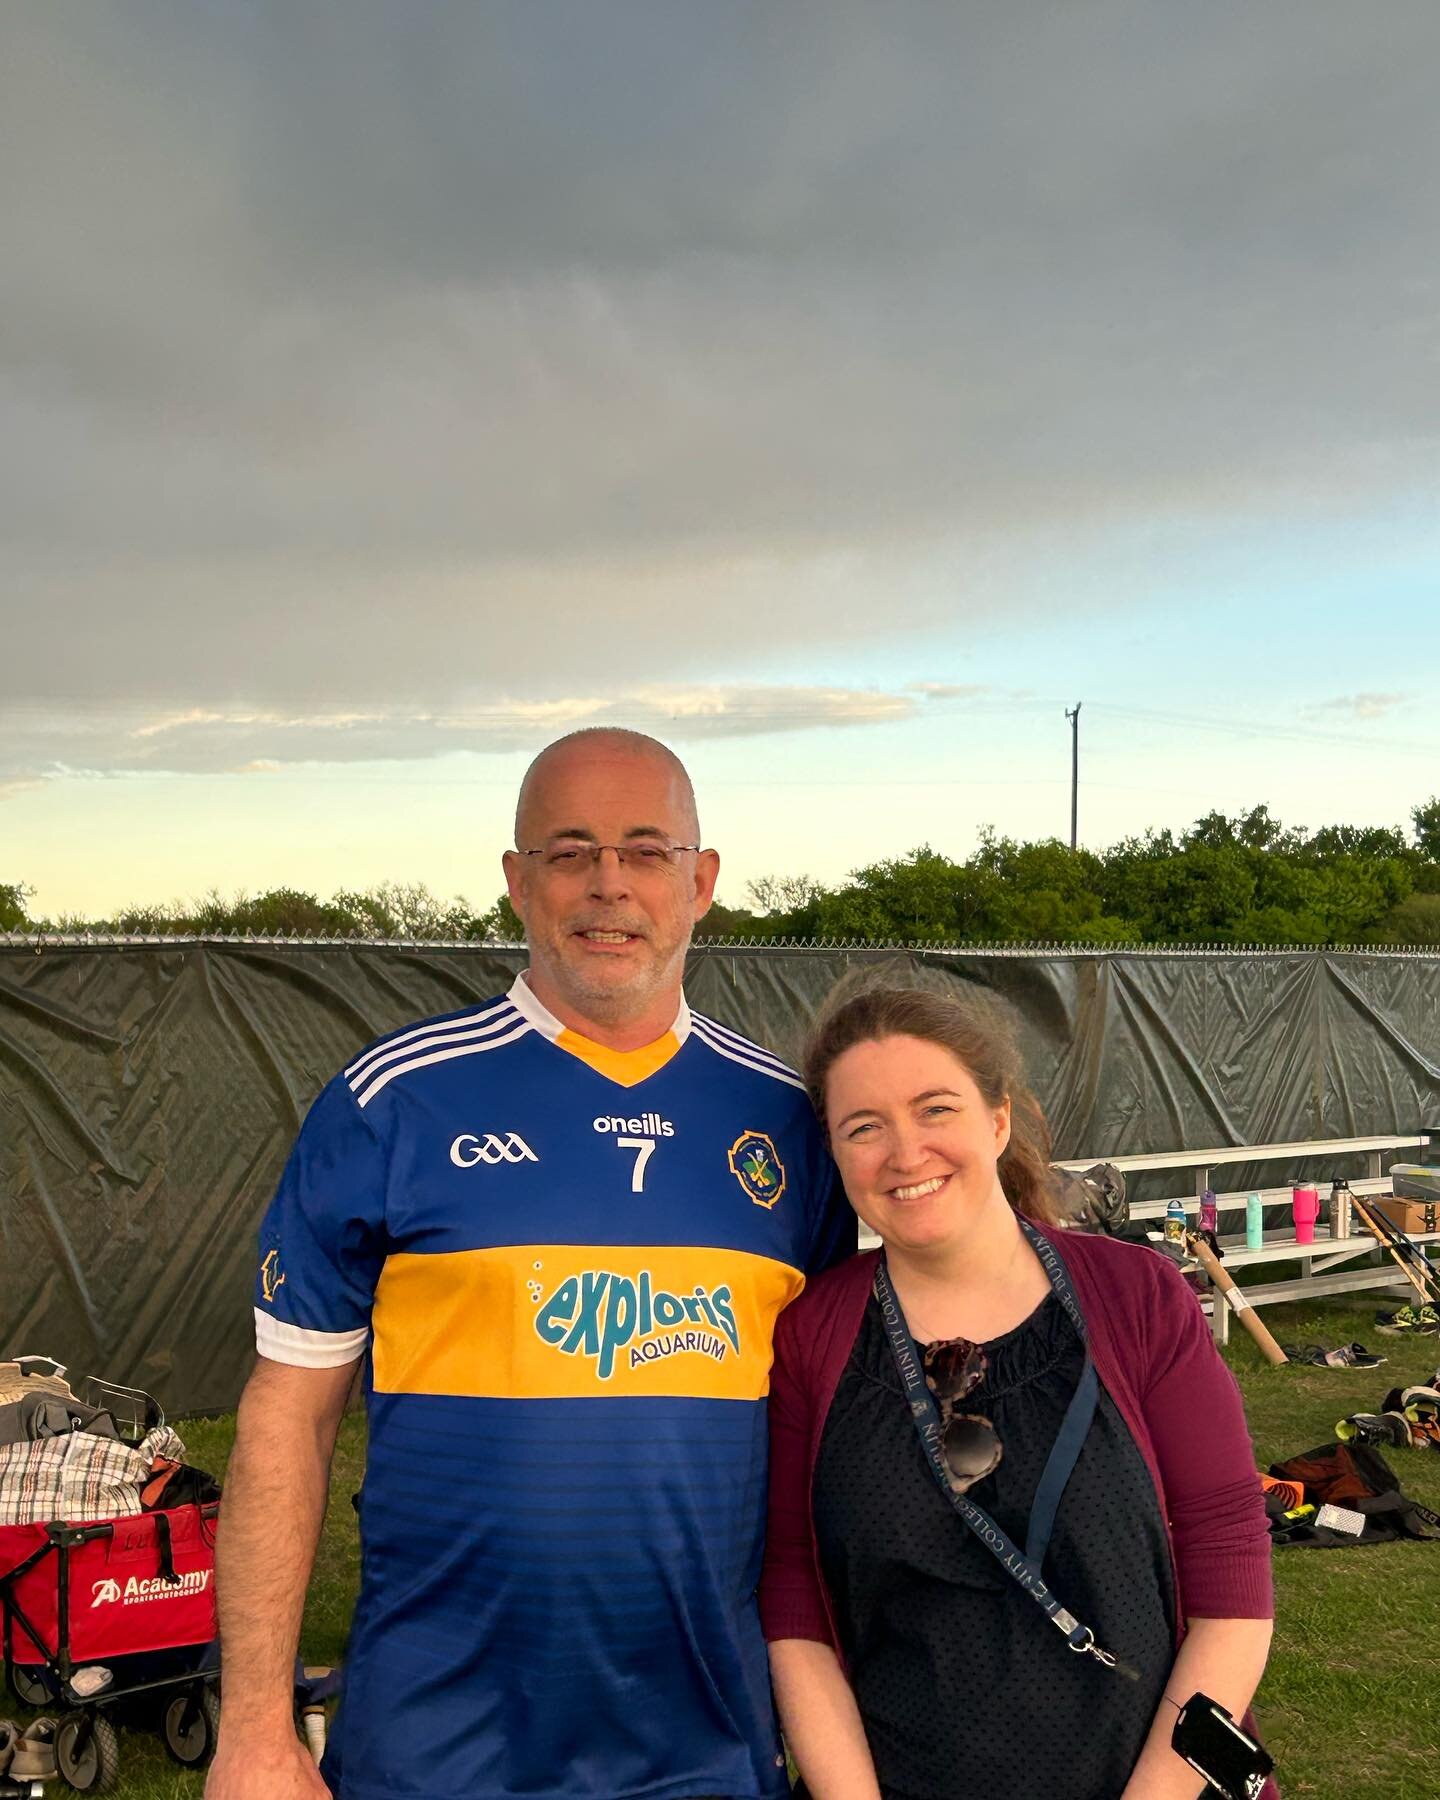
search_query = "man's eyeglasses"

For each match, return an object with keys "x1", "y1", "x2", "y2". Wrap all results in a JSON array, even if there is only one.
[
  {"x1": 518, "y1": 841, "x2": 701, "y2": 874},
  {"x1": 923, "y1": 1336, "x2": 1002, "y2": 1493}
]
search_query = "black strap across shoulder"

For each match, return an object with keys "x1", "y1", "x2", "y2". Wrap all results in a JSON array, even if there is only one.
[{"x1": 874, "y1": 1216, "x2": 1138, "y2": 1679}]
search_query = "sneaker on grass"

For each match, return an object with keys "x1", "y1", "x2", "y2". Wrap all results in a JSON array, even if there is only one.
[
  {"x1": 1374, "y1": 1303, "x2": 1440, "y2": 1335},
  {"x1": 1335, "y1": 1411, "x2": 1413, "y2": 1450}
]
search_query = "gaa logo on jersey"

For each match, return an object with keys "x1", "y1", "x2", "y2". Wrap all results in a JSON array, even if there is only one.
[{"x1": 727, "y1": 1130, "x2": 786, "y2": 1209}]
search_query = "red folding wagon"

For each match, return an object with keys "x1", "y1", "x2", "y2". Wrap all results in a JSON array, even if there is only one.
[{"x1": 0, "y1": 1499, "x2": 221, "y2": 1791}]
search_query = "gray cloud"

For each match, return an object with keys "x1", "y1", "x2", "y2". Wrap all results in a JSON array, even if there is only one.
[
  {"x1": 3, "y1": 2, "x2": 1439, "y2": 750},
  {"x1": 1, "y1": 681, "x2": 992, "y2": 789},
  {"x1": 1304, "y1": 692, "x2": 1409, "y2": 722}
]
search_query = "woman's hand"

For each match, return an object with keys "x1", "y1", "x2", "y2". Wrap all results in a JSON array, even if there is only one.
[{"x1": 1119, "y1": 1616, "x2": 1274, "y2": 1800}]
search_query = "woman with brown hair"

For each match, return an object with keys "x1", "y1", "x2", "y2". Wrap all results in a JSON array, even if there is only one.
[{"x1": 760, "y1": 987, "x2": 1274, "y2": 1800}]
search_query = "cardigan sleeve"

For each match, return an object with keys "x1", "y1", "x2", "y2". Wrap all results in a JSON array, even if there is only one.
[
  {"x1": 758, "y1": 1300, "x2": 835, "y2": 1645},
  {"x1": 1139, "y1": 1258, "x2": 1274, "y2": 1619}
]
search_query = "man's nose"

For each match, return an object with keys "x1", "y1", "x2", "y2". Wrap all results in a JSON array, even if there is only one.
[{"x1": 588, "y1": 847, "x2": 632, "y2": 901}]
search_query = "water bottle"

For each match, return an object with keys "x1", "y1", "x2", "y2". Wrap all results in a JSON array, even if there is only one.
[
  {"x1": 1198, "y1": 1187, "x2": 1218, "y2": 1236},
  {"x1": 1330, "y1": 1178, "x2": 1352, "y2": 1241},
  {"x1": 1246, "y1": 1191, "x2": 1264, "y2": 1249},
  {"x1": 1164, "y1": 1196, "x2": 1187, "y2": 1244},
  {"x1": 1292, "y1": 1185, "x2": 1319, "y2": 1245}
]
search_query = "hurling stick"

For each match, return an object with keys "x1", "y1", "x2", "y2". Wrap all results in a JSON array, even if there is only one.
[
  {"x1": 1352, "y1": 1194, "x2": 1440, "y2": 1306},
  {"x1": 1185, "y1": 1232, "x2": 1289, "y2": 1365}
]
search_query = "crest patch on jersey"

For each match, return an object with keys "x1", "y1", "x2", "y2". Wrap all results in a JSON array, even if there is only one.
[
  {"x1": 727, "y1": 1130, "x2": 786, "y2": 1209},
  {"x1": 259, "y1": 1248, "x2": 286, "y2": 1304}
]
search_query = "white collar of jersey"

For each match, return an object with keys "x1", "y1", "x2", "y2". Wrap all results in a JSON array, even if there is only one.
[{"x1": 508, "y1": 972, "x2": 692, "y2": 1049}]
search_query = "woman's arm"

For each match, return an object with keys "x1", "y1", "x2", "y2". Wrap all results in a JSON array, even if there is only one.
[
  {"x1": 1119, "y1": 1616, "x2": 1274, "y2": 1800},
  {"x1": 1119, "y1": 1259, "x2": 1275, "y2": 1797},
  {"x1": 769, "y1": 1639, "x2": 882, "y2": 1800}
]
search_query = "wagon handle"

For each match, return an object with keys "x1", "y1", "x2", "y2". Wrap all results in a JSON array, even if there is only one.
[{"x1": 12, "y1": 1355, "x2": 68, "y2": 1381}]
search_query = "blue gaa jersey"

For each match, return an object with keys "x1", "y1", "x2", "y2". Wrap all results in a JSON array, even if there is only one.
[{"x1": 255, "y1": 973, "x2": 854, "y2": 1800}]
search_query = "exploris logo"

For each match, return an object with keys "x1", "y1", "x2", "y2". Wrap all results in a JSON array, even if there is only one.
[
  {"x1": 531, "y1": 1269, "x2": 740, "y2": 1379},
  {"x1": 91, "y1": 1570, "x2": 211, "y2": 1606}
]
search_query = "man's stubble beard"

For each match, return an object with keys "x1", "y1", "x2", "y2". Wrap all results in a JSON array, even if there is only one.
[{"x1": 528, "y1": 924, "x2": 692, "y2": 1027}]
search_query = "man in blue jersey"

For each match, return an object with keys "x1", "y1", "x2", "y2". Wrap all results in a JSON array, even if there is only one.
[{"x1": 208, "y1": 729, "x2": 853, "y2": 1800}]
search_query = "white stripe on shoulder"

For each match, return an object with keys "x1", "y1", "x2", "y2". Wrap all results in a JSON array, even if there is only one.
[
  {"x1": 690, "y1": 1018, "x2": 807, "y2": 1091},
  {"x1": 255, "y1": 1311, "x2": 369, "y2": 1369},
  {"x1": 345, "y1": 996, "x2": 515, "y2": 1082},
  {"x1": 690, "y1": 1011, "x2": 798, "y2": 1075},
  {"x1": 354, "y1": 1019, "x2": 535, "y2": 1108},
  {"x1": 346, "y1": 1005, "x2": 522, "y2": 1093}
]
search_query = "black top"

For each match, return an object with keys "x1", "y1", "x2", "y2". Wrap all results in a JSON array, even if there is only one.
[{"x1": 812, "y1": 1291, "x2": 1175, "y2": 1800}]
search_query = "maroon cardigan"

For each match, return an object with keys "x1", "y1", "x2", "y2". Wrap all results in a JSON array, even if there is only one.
[{"x1": 759, "y1": 1225, "x2": 1274, "y2": 1653}]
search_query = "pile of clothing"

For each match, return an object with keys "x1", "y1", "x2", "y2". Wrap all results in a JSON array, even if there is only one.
[
  {"x1": 1261, "y1": 1438, "x2": 1440, "y2": 1547},
  {"x1": 0, "y1": 1360, "x2": 199, "y2": 1526}
]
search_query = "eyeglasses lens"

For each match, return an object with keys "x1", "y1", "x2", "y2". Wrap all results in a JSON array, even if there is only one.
[
  {"x1": 922, "y1": 1337, "x2": 1001, "y2": 1493},
  {"x1": 941, "y1": 1414, "x2": 1003, "y2": 1490}
]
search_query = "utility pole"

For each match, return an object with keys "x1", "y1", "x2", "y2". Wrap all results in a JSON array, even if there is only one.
[{"x1": 1065, "y1": 703, "x2": 1081, "y2": 851}]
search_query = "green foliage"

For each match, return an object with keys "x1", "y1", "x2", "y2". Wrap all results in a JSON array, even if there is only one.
[
  {"x1": 741, "y1": 797, "x2": 1440, "y2": 946},
  {"x1": 1366, "y1": 892, "x2": 1440, "y2": 945},
  {"x1": 15, "y1": 881, "x2": 525, "y2": 941},
  {"x1": 475, "y1": 892, "x2": 525, "y2": 942},
  {"x1": 10, "y1": 793, "x2": 1440, "y2": 948},
  {"x1": 332, "y1": 880, "x2": 483, "y2": 940},
  {"x1": 0, "y1": 881, "x2": 31, "y2": 930},
  {"x1": 699, "y1": 898, "x2": 760, "y2": 938},
  {"x1": 1412, "y1": 796, "x2": 1440, "y2": 861}
]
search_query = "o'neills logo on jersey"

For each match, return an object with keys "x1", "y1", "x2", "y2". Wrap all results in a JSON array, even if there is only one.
[
  {"x1": 592, "y1": 1113, "x2": 676, "y2": 1137},
  {"x1": 91, "y1": 1570, "x2": 211, "y2": 1607},
  {"x1": 532, "y1": 1270, "x2": 739, "y2": 1379}
]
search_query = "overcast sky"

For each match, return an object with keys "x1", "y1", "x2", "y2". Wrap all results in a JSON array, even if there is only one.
[{"x1": 4, "y1": 1, "x2": 1439, "y2": 919}]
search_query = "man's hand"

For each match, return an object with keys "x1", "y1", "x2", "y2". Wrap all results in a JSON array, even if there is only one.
[
  {"x1": 206, "y1": 1728, "x2": 331, "y2": 1798},
  {"x1": 208, "y1": 1357, "x2": 355, "y2": 1800}
]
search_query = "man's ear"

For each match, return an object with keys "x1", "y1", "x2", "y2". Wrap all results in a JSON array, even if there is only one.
[
  {"x1": 692, "y1": 848, "x2": 721, "y2": 922},
  {"x1": 501, "y1": 849, "x2": 528, "y2": 923}
]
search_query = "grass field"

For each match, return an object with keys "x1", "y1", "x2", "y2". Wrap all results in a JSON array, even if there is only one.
[{"x1": 5, "y1": 1292, "x2": 1438, "y2": 1798}]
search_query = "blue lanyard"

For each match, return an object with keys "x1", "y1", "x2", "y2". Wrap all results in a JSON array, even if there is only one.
[{"x1": 874, "y1": 1217, "x2": 1137, "y2": 1679}]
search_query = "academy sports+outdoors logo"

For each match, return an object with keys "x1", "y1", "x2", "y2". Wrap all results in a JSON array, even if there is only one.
[
  {"x1": 449, "y1": 1132, "x2": 538, "y2": 1167},
  {"x1": 91, "y1": 1570, "x2": 211, "y2": 1607},
  {"x1": 532, "y1": 1269, "x2": 741, "y2": 1380}
]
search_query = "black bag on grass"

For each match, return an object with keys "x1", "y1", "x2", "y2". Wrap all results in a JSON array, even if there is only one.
[{"x1": 1268, "y1": 1441, "x2": 1440, "y2": 1546}]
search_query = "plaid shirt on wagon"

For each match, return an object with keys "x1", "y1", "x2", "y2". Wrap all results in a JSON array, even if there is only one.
[{"x1": 0, "y1": 1425, "x2": 185, "y2": 1526}]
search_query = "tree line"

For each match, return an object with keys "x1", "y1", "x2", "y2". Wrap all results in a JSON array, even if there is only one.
[{"x1": 6, "y1": 798, "x2": 1440, "y2": 946}]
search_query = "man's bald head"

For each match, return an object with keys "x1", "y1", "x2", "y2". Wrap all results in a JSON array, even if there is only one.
[{"x1": 514, "y1": 729, "x2": 700, "y2": 847}]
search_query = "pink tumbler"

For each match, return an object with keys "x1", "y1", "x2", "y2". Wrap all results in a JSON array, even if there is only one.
[{"x1": 1292, "y1": 1185, "x2": 1319, "y2": 1244}]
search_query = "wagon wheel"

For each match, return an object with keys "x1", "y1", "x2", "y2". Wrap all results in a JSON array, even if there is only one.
[
  {"x1": 4, "y1": 1659, "x2": 54, "y2": 1707},
  {"x1": 161, "y1": 1683, "x2": 221, "y2": 1767},
  {"x1": 55, "y1": 1710, "x2": 120, "y2": 1794}
]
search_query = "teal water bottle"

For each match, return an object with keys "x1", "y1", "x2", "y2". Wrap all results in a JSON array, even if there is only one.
[
  {"x1": 1246, "y1": 1192, "x2": 1264, "y2": 1249},
  {"x1": 1164, "y1": 1197, "x2": 1187, "y2": 1244}
]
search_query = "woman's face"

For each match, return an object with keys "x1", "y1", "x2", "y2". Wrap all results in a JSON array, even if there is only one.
[{"x1": 824, "y1": 1034, "x2": 1011, "y2": 1255}]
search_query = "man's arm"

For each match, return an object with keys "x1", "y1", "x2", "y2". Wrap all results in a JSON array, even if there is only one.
[{"x1": 206, "y1": 1355, "x2": 357, "y2": 1798}]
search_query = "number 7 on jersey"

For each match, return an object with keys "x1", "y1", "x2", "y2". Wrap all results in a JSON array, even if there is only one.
[{"x1": 616, "y1": 1136, "x2": 656, "y2": 1193}]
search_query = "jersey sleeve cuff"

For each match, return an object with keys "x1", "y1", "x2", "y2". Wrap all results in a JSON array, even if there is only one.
[{"x1": 254, "y1": 1308, "x2": 369, "y2": 1368}]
